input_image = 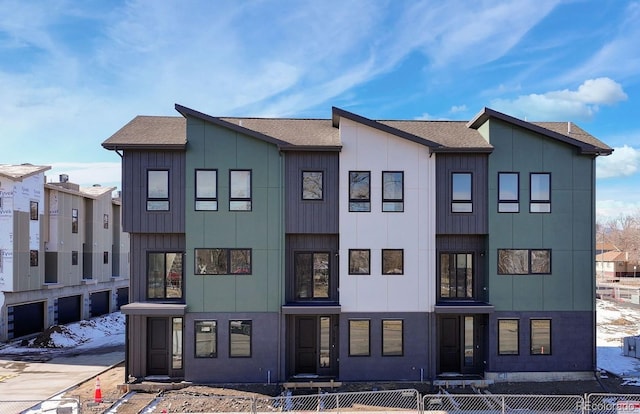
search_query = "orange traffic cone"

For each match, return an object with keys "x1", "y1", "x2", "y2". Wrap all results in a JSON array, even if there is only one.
[{"x1": 94, "y1": 377, "x2": 103, "y2": 403}]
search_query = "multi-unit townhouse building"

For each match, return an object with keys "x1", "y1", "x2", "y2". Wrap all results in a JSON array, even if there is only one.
[
  {"x1": 102, "y1": 104, "x2": 611, "y2": 384},
  {"x1": 0, "y1": 164, "x2": 130, "y2": 342}
]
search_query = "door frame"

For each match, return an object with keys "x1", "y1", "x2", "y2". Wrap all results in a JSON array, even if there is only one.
[
  {"x1": 289, "y1": 314, "x2": 339, "y2": 378},
  {"x1": 437, "y1": 314, "x2": 485, "y2": 375}
]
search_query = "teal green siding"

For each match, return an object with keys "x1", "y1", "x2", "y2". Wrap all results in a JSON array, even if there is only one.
[
  {"x1": 487, "y1": 119, "x2": 595, "y2": 312},
  {"x1": 184, "y1": 117, "x2": 284, "y2": 313}
]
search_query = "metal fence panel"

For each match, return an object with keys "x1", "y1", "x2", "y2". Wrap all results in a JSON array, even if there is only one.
[
  {"x1": 0, "y1": 398, "x2": 80, "y2": 414},
  {"x1": 423, "y1": 393, "x2": 585, "y2": 414},
  {"x1": 587, "y1": 393, "x2": 640, "y2": 414}
]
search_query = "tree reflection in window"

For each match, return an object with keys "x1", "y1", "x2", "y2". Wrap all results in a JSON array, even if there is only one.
[{"x1": 302, "y1": 171, "x2": 323, "y2": 200}]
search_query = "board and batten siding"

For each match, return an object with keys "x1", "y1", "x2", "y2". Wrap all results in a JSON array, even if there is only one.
[{"x1": 338, "y1": 118, "x2": 436, "y2": 313}]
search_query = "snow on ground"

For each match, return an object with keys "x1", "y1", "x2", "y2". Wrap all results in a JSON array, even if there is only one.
[{"x1": 597, "y1": 299, "x2": 640, "y2": 380}]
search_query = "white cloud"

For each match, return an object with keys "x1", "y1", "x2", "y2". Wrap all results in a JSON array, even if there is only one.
[
  {"x1": 597, "y1": 145, "x2": 640, "y2": 179},
  {"x1": 450, "y1": 105, "x2": 467, "y2": 114},
  {"x1": 596, "y1": 198, "x2": 640, "y2": 224},
  {"x1": 490, "y1": 78, "x2": 627, "y2": 121}
]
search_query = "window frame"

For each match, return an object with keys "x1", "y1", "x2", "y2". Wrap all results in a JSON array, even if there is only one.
[
  {"x1": 72, "y1": 208, "x2": 78, "y2": 233},
  {"x1": 382, "y1": 249, "x2": 404, "y2": 275},
  {"x1": 530, "y1": 172, "x2": 551, "y2": 213},
  {"x1": 382, "y1": 319, "x2": 404, "y2": 356},
  {"x1": 103, "y1": 214, "x2": 109, "y2": 229},
  {"x1": 146, "y1": 251, "x2": 184, "y2": 300},
  {"x1": 301, "y1": 170, "x2": 324, "y2": 201},
  {"x1": 229, "y1": 320, "x2": 252, "y2": 358},
  {"x1": 147, "y1": 169, "x2": 170, "y2": 211},
  {"x1": 294, "y1": 251, "x2": 330, "y2": 300},
  {"x1": 439, "y1": 252, "x2": 474, "y2": 299},
  {"x1": 194, "y1": 320, "x2": 217, "y2": 358},
  {"x1": 348, "y1": 319, "x2": 370, "y2": 357},
  {"x1": 498, "y1": 319, "x2": 519, "y2": 355},
  {"x1": 229, "y1": 169, "x2": 252, "y2": 211},
  {"x1": 195, "y1": 169, "x2": 218, "y2": 211},
  {"x1": 30, "y1": 201, "x2": 38, "y2": 220},
  {"x1": 349, "y1": 171, "x2": 371, "y2": 212},
  {"x1": 498, "y1": 172, "x2": 519, "y2": 213},
  {"x1": 382, "y1": 171, "x2": 404, "y2": 212},
  {"x1": 30, "y1": 250, "x2": 38, "y2": 267},
  {"x1": 451, "y1": 172, "x2": 472, "y2": 213},
  {"x1": 72, "y1": 251, "x2": 78, "y2": 266},
  {"x1": 195, "y1": 248, "x2": 252, "y2": 275},
  {"x1": 103, "y1": 251, "x2": 109, "y2": 264},
  {"x1": 497, "y1": 249, "x2": 551, "y2": 275},
  {"x1": 348, "y1": 249, "x2": 371, "y2": 275},
  {"x1": 530, "y1": 319, "x2": 552, "y2": 355}
]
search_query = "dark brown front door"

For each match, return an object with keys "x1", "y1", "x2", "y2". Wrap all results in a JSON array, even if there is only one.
[
  {"x1": 439, "y1": 316, "x2": 461, "y2": 373},
  {"x1": 147, "y1": 317, "x2": 169, "y2": 376},
  {"x1": 295, "y1": 316, "x2": 317, "y2": 374}
]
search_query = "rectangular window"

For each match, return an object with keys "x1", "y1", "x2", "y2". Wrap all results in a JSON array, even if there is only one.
[
  {"x1": 348, "y1": 249, "x2": 370, "y2": 275},
  {"x1": 30, "y1": 250, "x2": 38, "y2": 266},
  {"x1": 72, "y1": 251, "x2": 78, "y2": 266},
  {"x1": 440, "y1": 253, "x2": 473, "y2": 299},
  {"x1": 229, "y1": 320, "x2": 252, "y2": 357},
  {"x1": 103, "y1": 214, "x2": 109, "y2": 229},
  {"x1": 382, "y1": 319, "x2": 403, "y2": 356},
  {"x1": 195, "y1": 248, "x2": 251, "y2": 275},
  {"x1": 295, "y1": 252, "x2": 330, "y2": 299},
  {"x1": 349, "y1": 171, "x2": 371, "y2": 212},
  {"x1": 382, "y1": 249, "x2": 403, "y2": 275},
  {"x1": 30, "y1": 201, "x2": 38, "y2": 220},
  {"x1": 349, "y1": 319, "x2": 370, "y2": 356},
  {"x1": 147, "y1": 252, "x2": 183, "y2": 299},
  {"x1": 72, "y1": 209, "x2": 78, "y2": 233},
  {"x1": 103, "y1": 251, "x2": 109, "y2": 264},
  {"x1": 319, "y1": 316, "x2": 331, "y2": 368},
  {"x1": 195, "y1": 169, "x2": 218, "y2": 211},
  {"x1": 382, "y1": 171, "x2": 404, "y2": 212},
  {"x1": 230, "y1": 170, "x2": 252, "y2": 211},
  {"x1": 302, "y1": 171, "x2": 323, "y2": 200},
  {"x1": 147, "y1": 170, "x2": 169, "y2": 211},
  {"x1": 530, "y1": 319, "x2": 551, "y2": 355},
  {"x1": 451, "y1": 172, "x2": 472, "y2": 213},
  {"x1": 195, "y1": 320, "x2": 217, "y2": 358},
  {"x1": 498, "y1": 319, "x2": 519, "y2": 355},
  {"x1": 498, "y1": 172, "x2": 519, "y2": 213},
  {"x1": 498, "y1": 249, "x2": 551, "y2": 275},
  {"x1": 172, "y1": 317, "x2": 183, "y2": 369},
  {"x1": 530, "y1": 173, "x2": 551, "y2": 213}
]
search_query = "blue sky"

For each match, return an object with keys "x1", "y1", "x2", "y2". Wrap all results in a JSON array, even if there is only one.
[{"x1": 1, "y1": 0, "x2": 638, "y2": 223}]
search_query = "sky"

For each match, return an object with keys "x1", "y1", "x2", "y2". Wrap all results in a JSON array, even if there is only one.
[{"x1": 0, "y1": 0, "x2": 639, "y2": 223}]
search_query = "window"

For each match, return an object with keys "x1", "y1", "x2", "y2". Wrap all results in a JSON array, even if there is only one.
[
  {"x1": 451, "y1": 172, "x2": 472, "y2": 213},
  {"x1": 195, "y1": 169, "x2": 218, "y2": 211},
  {"x1": 382, "y1": 171, "x2": 404, "y2": 212},
  {"x1": 349, "y1": 171, "x2": 370, "y2": 212},
  {"x1": 72, "y1": 209, "x2": 78, "y2": 233},
  {"x1": 302, "y1": 171, "x2": 323, "y2": 200},
  {"x1": 440, "y1": 253, "x2": 473, "y2": 299},
  {"x1": 295, "y1": 252, "x2": 329, "y2": 299},
  {"x1": 195, "y1": 248, "x2": 251, "y2": 275},
  {"x1": 230, "y1": 170, "x2": 252, "y2": 211},
  {"x1": 498, "y1": 172, "x2": 519, "y2": 213},
  {"x1": 103, "y1": 214, "x2": 109, "y2": 229},
  {"x1": 147, "y1": 170, "x2": 169, "y2": 211},
  {"x1": 382, "y1": 320, "x2": 403, "y2": 356},
  {"x1": 498, "y1": 319, "x2": 519, "y2": 355},
  {"x1": 72, "y1": 251, "x2": 78, "y2": 266},
  {"x1": 229, "y1": 320, "x2": 252, "y2": 357},
  {"x1": 382, "y1": 249, "x2": 403, "y2": 275},
  {"x1": 103, "y1": 251, "x2": 109, "y2": 264},
  {"x1": 348, "y1": 249, "x2": 370, "y2": 275},
  {"x1": 530, "y1": 319, "x2": 551, "y2": 355},
  {"x1": 147, "y1": 252, "x2": 183, "y2": 299},
  {"x1": 530, "y1": 173, "x2": 550, "y2": 213},
  {"x1": 30, "y1": 201, "x2": 38, "y2": 220},
  {"x1": 30, "y1": 250, "x2": 38, "y2": 266},
  {"x1": 195, "y1": 320, "x2": 217, "y2": 358},
  {"x1": 172, "y1": 317, "x2": 183, "y2": 369},
  {"x1": 498, "y1": 249, "x2": 551, "y2": 275},
  {"x1": 349, "y1": 319, "x2": 370, "y2": 356}
]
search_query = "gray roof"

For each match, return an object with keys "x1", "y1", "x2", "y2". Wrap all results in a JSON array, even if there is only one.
[
  {"x1": 102, "y1": 116, "x2": 186, "y2": 150},
  {"x1": 381, "y1": 120, "x2": 491, "y2": 151},
  {"x1": 219, "y1": 118, "x2": 339, "y2": 148},
  {"x1": 0, "y1": 164, "x2": 51, "y2": 181}
]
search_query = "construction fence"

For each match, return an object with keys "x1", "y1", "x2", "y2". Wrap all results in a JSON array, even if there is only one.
[{"x1": 0, "y1": 397, "x2": 79, "y2": 413}]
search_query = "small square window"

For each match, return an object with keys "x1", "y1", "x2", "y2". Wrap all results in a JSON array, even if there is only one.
[
  {"x1": 530, "y1": 319, "x2": 551, "y2": 355},
  {"x1": 349, "y1": 249, "x2": 370, "y2": 275},
  {"x1": 229, "y1": 320, "x2": 252, "y2": 357},
  {"x1": 30, "y1": 201, "x2": 38, "y2": 220},
  {"x1": 302, "y1": 171, "x2": 323, "y2": 200},
  {"x1": 382, "y1": 249, "x2": 403, "y2": 275},
  {"x1": 195, "y1": 320, "x2": 217, "y2": 358},
  {"x1": 349, "y1": 319, "x2": 370, "y2": 356},
  {"x1": 349, "y1": 171, "x2": 370, "y2": 212}
]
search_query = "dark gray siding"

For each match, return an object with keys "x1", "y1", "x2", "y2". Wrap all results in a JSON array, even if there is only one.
[
  {"x1": 436, "y1": 153, "x2": 488, "y2": 235},
  {"x1": 122, "y1": 150, "x2": 185, "y2": 234},
  {"x1": 285, "y1": 151, "x2": 339, "y2": 234},
  {"x1": 129, "y1": 233, "x2": 185, "y2": 302},
  {"x1": 285, "y1": 234, "x2": 339, "y2": 303},
  {"x1": 436, "y1": 235, "x2": 488, "y2": 302}
]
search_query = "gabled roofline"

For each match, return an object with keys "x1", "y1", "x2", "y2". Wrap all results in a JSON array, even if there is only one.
[
  {"x1": 467, "y1": 107, "x2": 613, "y2": 155},
  {"x1": 0, "y1": 165, "x2": 51, "y2": 181},
  {"x1": 45, "y1": 183, "x2": 117, "y2": 199},
  {"x1": 175, "y1": 104, "x2": 291, "y2": 148},
  {"x1": 331, "y1": 107, "x2": 444, "y2": 150}
]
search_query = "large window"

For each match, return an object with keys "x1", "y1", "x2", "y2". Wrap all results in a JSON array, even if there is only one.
[
  {"x1": 498, "y1": 172, "x2": 519, "y2": 213},
  {"x1": 530, "y1": 319, "x2": 551, "y2": 355},
  {"x1": 195, "y1": 320, "x2": 217, "y2": 358},
  {"x1": 498, "y1": 249, "x2": 551, "y2": 275},
  {"x1": 147, "y1": 170, "x2": 169, "y2": 211},
  {"x1": 382, "y1": 249, "x2": 403, "y2": 275},
  {"x1": 440, "y1": 253, "x2": 473, "y2": 299},
  {"x1": 72, "y1": 208, "x2": 78, "y2": 233},
  {"x1": 348, "y1": 249, "x2": 370, "y2": 275},
  {"x1": 382, "y1": 171, "x2": 404, "y2": 212},
  {"x1": 30, "y1": 201, "x2": 38, "y2": 220},
  {"x1": 349, "y1": 171, "x2": 371, "y2": 212},
  {"x1": 229, "y1": 320, "x2": 252, "y2": 357},
  {"x1": 451, "y1": 172, "x2": 472, "y2": 213},
  {"x1": 498, "y1": 319, "x2": 519, "y2": 355},
  {"x1": 295, "y1": 252, "x2": 329, "y2": 299},
  {"x1": 302, "y1": 171, "x2": 323, "y2": 200},
  {"x1": 530, "y1": 173, "x2": 550, "y2": 213},
  {"x1": 147, "y1": 252, "x2": 183, "y2": 299},
  {"x1": 382, "y1": 319, "x2": 403, "y2": 356},
  {"x1": 349, "y1": 319, "x2": 370, "y2": 356},
  {"x1": 195, "y1": 169, "x2": 218, "y2": 211},
  {"x1": 195, "y1": 248, "x2": 251, "y2": 275},
  {"x1": 230, "y1": 170, "x2": 252, "y2": 211}
]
